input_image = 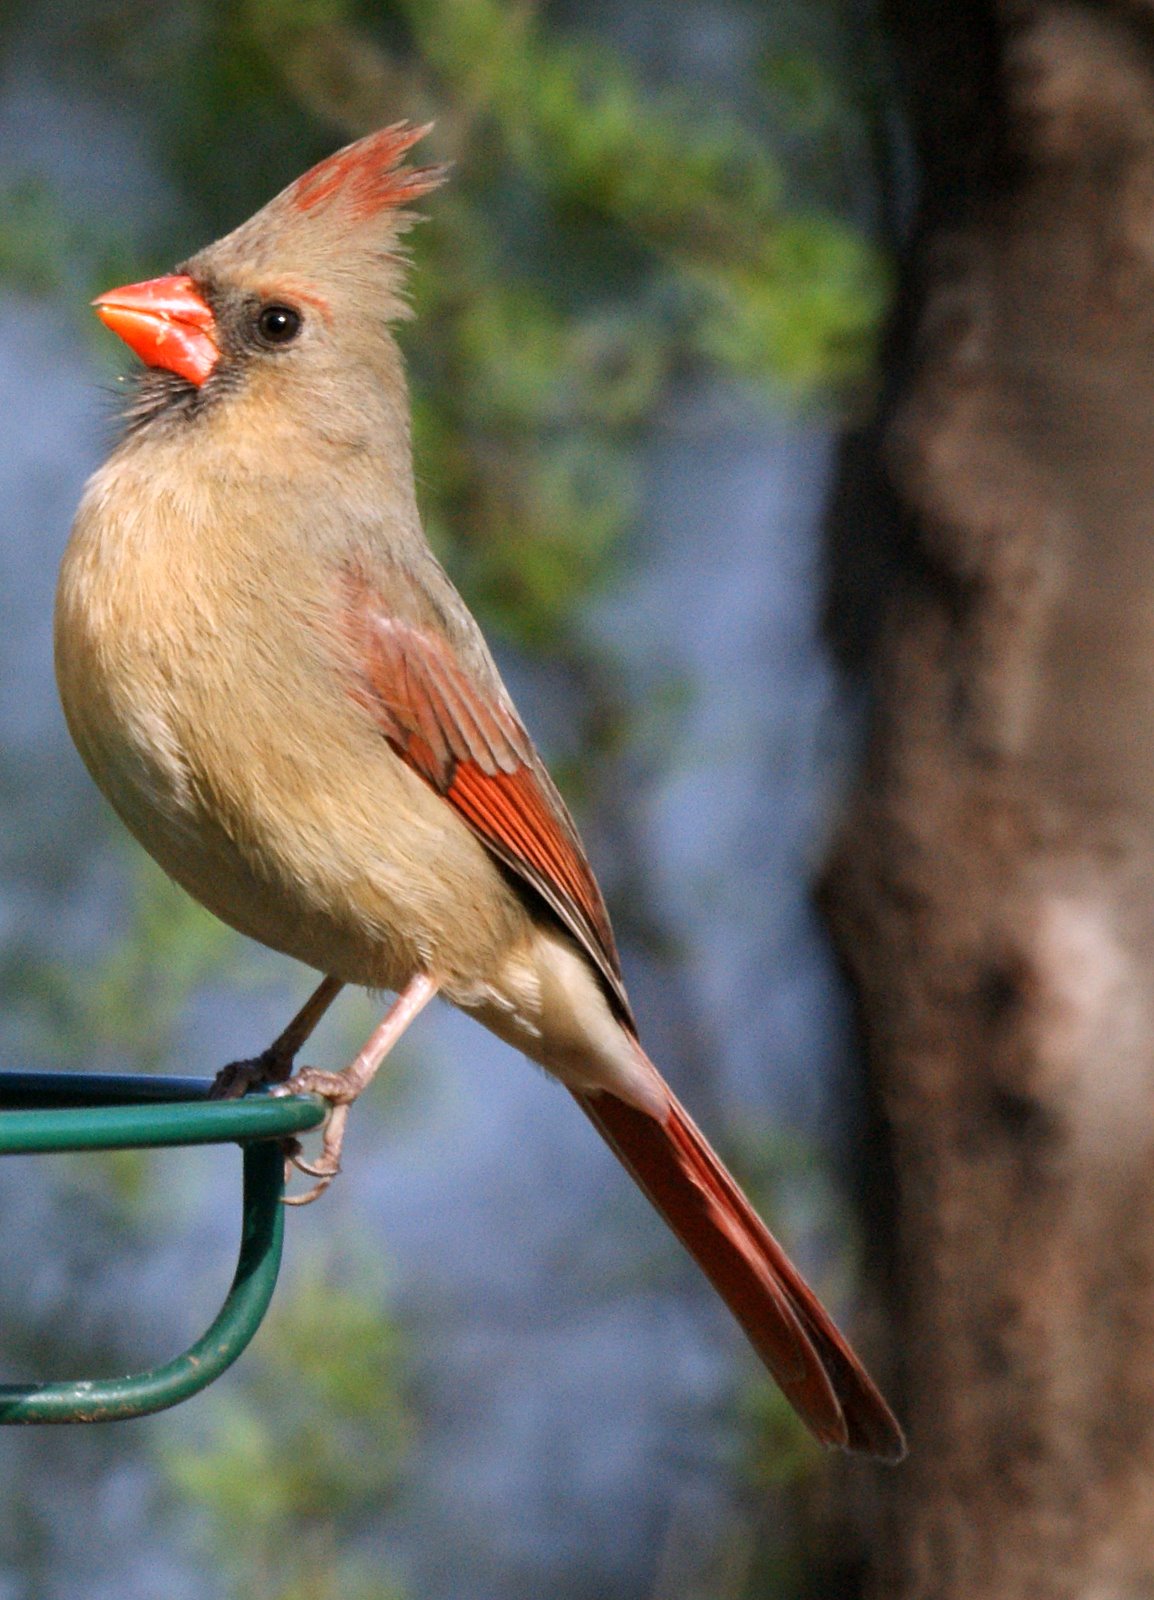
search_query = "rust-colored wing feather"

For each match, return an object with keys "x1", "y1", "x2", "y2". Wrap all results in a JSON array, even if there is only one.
[
  {"x1": 345, "y1": 593, "x2": 632, "y2": 1023},
  {"x1": 342, "y1": 582, "x2": 906, "y2": 1460}
]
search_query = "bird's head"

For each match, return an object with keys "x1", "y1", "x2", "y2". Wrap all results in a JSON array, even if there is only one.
[{"x1": 94, "y1": 123, "x2": 446, "y2": 429}]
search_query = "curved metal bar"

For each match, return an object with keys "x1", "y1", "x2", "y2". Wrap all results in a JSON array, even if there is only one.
[
  {"x1": 0, "y1": 1072, "x2": 329, "y2": 1423},
  {"x1": 0, "y1": 1140, "x2": 286, "y2": 1422}
]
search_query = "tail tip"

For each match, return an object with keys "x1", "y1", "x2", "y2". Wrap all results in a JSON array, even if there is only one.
[{"x1": 844, "y1": 1407, "x2": 908, "y2": 1462}]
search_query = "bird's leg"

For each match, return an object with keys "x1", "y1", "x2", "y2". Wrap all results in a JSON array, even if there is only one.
[
  {"x1": 274, "y1": 973, "x2": 439, "y2": 1205},
  {"x1": 209, "y1": 975, "x2": 345, "y2": 1100}
]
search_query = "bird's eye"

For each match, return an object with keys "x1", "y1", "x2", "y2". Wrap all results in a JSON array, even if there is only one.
[{"x1": 256, "y1": 304, "x2": 302, "y2": 345}]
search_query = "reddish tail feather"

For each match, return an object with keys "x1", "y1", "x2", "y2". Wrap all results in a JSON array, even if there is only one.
[{"x1": 574, "y1": 1086, "x2": 906, "y2": 1460}]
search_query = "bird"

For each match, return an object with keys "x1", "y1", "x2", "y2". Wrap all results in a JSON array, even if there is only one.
[{"x1": 55, "y1": 122, "x2": 905, "y2": 1460}]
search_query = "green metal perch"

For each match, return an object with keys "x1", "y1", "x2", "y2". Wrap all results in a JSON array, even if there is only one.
[{"x1": 0, "y1": 1071, "x2": 326, "y2": 1423}]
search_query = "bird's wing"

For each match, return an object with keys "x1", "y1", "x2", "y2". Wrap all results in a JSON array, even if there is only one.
[
  {"x1": 340, "y1": 581, "x2": 907, "y2": 1461},
  {"x1": 343, "y1": 590, "x2": 632, "y2": 1024}
]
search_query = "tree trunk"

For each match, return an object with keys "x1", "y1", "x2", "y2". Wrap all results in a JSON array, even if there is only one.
[{"x1": 825, "y1": 2, "x2": 1154, "y2": 1593}]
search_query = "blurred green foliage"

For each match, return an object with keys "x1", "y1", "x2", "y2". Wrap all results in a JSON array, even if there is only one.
[
  {"x1": 164, "y1": 1255, "x2": 410, "y2": 1600},
  {"x1": 18, "y1": 856, "x2": 236, "y2": 1075},
  {"x1": 0, "y1": 180, "x2": 67, "y2": 294}
]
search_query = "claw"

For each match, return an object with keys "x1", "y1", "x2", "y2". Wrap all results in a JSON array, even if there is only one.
[
  {"x1": 263, "y1": 975, "x2": 438, "y2": 1205},
  {"x1": 210, "y1": 975, "x2": 346, "y2": 1100},
  {"x1": 281, "y1": 1172, "x2": 337, "y2": 1206},
  {"x1": 278, "y1": 1094, "x2": 349, "y2": 1204},
  {"x1": 290, "y1": 1152, "x2": 340, "y2": 1179},
  {"x1": 270, "y1": 1067, "x2": 358, "y2": 1104},
  {"x1": 209, "y1": 1048, "x2": 291, "y2": 1100},
  {"x1": 281, "y1": 1144, "x2": 339, "y2": 1202}
]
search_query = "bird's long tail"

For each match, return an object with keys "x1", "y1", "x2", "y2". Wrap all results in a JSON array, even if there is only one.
[{"x1": 573, "y1": 1084, "x2": 906, "y2": 1460}]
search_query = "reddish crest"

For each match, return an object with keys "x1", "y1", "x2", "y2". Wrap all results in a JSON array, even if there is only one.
[{"x1": 286, "y1": 122, "x2": 446, "y2": 223}]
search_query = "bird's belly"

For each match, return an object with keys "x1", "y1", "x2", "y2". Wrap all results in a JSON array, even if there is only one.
[
  {"x1": 57, "y1": 631, "x2": 531, "y2": 995},
  {"x1": 55, "y1": 470, "x2": 535, "y2": 1003}
]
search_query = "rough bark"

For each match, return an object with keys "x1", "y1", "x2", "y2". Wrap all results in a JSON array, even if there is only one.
[{"x1": 825, "y1": 3, "x2": 1154, "y2": 1594}]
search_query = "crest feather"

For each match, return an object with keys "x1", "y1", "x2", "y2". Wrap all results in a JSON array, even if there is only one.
[{"x1": 285, "y1": 122, "x2": 446, "y2": 223}]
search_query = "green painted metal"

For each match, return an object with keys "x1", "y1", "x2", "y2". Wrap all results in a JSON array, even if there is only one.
[
  {"x1": 0, "y1": 1071, "x2": 325, "y2": 1152},
  {"x1": 0, "y1": 1071, "x2": 327, "y2": 1423}
]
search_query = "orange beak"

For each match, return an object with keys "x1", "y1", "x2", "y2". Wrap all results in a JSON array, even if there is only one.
[{"x1": 93, "y1": 274, "x2": 219, "y2": 387}]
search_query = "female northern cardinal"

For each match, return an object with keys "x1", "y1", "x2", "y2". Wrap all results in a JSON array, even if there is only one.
[{"x1": 55, "y1": 124, "x2": 904, "y2": 1459}]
